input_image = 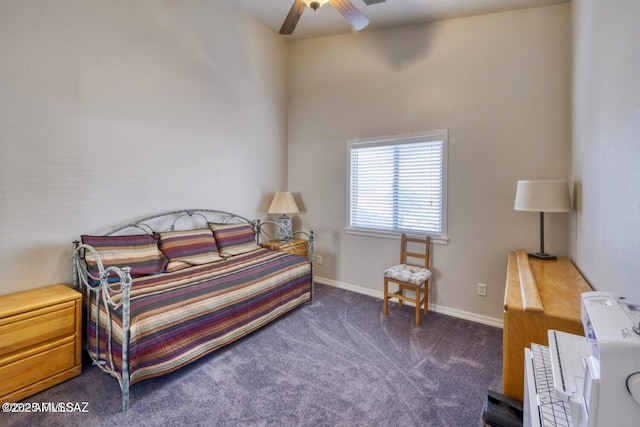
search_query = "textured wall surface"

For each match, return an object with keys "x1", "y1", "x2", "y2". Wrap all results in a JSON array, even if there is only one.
[
  {"x1": 0, "y1": 0, "x2": 290, "y2": 295},
  {"x1": 571, "y1": 0, "x2": 640, "y2": 301}
]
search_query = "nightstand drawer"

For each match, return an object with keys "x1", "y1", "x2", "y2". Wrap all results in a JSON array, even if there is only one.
[
  {"x1": 0, "y1": 338, "x2": 76, "y2": 397},
  {"x1": 0, "y1": 284, "x2": 82, "y2": 402},
  {"x1": 0, "y1": 301, "x2": 77, "y2": 357}
]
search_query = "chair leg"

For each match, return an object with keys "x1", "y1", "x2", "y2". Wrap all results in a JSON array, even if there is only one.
[
  {"x1": 414, "y1": 285, "x2": 421, "y2": 326},
  {"x1": 383, "y1": 278, "x2": 388, "y2": 316},
  {"x1": 424, "y1": 282, "x2": 429, "y2": 315}
]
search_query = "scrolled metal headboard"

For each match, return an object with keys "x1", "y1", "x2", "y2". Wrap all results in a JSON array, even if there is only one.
[{"x1": 103, "y1": 209, "x2": 255, "y2": 236}]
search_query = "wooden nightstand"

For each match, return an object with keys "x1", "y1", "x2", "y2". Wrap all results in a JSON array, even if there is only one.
[
  {"x1": 262, "y1": 238, "x2": 308, "y2": 258},
  {"x1": 0, "y1": 284, "x2": 82, "y2": 403}
]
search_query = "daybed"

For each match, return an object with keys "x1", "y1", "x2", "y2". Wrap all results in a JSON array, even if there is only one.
[{"x1": 72, "y1": 209, "x2": 314, "y2": 411}]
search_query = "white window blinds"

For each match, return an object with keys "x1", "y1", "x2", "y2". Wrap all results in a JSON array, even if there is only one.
[{"x1": 348, "y1": 130, "x2": 447, "y2": 239}]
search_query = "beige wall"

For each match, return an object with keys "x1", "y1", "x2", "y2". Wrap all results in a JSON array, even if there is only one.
[
  {"x1": 0, "y1": 0, "x2": 290, "y2": 295},
  {"x1": 571, "y1": 0, "x2": 640, "y2": 301},
  {"x1": 288, "y1": 4, "x2": 572, "y2": 324}
]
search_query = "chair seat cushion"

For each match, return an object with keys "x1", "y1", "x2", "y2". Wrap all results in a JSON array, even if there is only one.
[{"x1": 384, "y1": 264, "x2": 432, "y2": 286}]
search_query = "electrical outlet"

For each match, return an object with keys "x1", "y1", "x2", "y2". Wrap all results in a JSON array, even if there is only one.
[
  {"x1": 477, "y1": 283, "x2": 487, "y2": 297},
  {"x1": 316, "y1": 254, "x2": 323, "y2": 265}
]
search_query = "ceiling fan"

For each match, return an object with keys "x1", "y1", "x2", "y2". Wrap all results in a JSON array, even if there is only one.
[{"x1": 280, "y1": 0, "x2": 369, "y2": 35}]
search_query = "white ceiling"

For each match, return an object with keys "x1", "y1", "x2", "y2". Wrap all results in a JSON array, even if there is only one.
[{"x1": 229, "y1": 0, "x2": 568, "y2": 40}]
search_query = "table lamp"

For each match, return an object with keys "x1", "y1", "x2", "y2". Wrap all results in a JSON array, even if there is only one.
[
  {"x1": 268, "y1": 192, "x2": 299, "y2": 241},
  {"x1": 514, "y1": 180, "x2": 570, "y2": 260}
]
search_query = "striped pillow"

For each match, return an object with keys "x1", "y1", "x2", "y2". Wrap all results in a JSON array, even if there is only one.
[
  {"x1": 208, "y1": 223, "x2": 260, "y2": 257},
  {"x1": 81, "y1": 234, "x2": 168, "y2": 279},
  {"x1": 158, "y1": 229, "x2": 223, "y2": 272}
]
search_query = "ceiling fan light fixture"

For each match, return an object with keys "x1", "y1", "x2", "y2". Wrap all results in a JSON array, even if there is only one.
[
  {"x1": 280, "y1": 0, "x2": 369, "y2": 35},
  {"x1": 302, "y1": 0, "x2": 329, "y2": 11}
]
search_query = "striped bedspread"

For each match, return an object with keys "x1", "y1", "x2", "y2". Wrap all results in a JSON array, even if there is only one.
[{"x1": 87, "y1": 248, "x2": 311, "y2": 385}]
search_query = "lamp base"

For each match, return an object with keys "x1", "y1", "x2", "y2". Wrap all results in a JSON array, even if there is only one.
[
  {"x1": 528, "y1": 252, "x2": 557, "y2": 261},
  {"x1": 275, "y1": 215, "x2": 292, "y2": 241}
]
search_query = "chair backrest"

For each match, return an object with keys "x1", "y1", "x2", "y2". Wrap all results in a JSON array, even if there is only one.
[{"x1": 400, "y1": 233, "x2": 431, "y2": 269}]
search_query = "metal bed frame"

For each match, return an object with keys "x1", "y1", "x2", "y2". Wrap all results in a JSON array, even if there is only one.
[{"x1": 72, "y1": 209, "x2": 314, "y2": 411}]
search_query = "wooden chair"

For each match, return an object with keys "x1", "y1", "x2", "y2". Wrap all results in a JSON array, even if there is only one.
[{"x1": 383, "y1": 234, "x2": 432, "y2": 326}]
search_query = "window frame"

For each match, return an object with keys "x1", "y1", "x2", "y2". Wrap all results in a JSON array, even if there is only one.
[{"x1": 345, "y1": 129, "x2": 449, "y2": 244}]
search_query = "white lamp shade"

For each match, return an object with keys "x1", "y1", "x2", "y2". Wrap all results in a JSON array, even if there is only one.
[
  {"x1": 268, "y1": 192, "x2": 299, "y2": 215},
  {"x1": 514, "y1": 180, "x2": 570, "y2": 213}
]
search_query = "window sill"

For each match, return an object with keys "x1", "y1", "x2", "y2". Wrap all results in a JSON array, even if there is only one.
[{"x1": 344, "y1": 227, "x2": 449, "y2": 245}]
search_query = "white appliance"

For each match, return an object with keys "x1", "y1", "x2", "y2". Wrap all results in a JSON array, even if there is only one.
[{"x1": 524, "y1": 291, "x2": 640, "y2": 426}]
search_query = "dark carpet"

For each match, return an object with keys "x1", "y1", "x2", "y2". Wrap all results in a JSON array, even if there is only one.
[{"x1": 3, "y1": 283, "x2": 503, "y2": 426}]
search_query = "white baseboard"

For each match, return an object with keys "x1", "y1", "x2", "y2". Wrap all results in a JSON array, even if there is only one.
[{"x1": 314, "y1": 276, "x2": 504, "y2": 329}]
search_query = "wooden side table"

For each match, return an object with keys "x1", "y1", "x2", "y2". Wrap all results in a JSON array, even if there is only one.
[
  {"x1": 0, "y1": 284, "x2": 82, "y2": 403},
  {"x1": 261, "y1": 238, "x2": 308, "y2": 258}
]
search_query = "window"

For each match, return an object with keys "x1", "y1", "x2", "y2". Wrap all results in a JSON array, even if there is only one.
[{"x1": 347, "y1": 130, "x2": 448, "y2": 243}]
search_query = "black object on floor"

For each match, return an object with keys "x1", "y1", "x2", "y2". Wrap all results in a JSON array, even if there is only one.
[{"x1": 482, "y1": 389, "x2": 523, "y2": 427}]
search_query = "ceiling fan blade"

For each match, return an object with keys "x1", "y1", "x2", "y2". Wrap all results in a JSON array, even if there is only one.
[
  {"x1": 329, "y1": 0, "x2": 369, "y2": 31},
  {"x1": 280, "y1": 0, "x2": 306, "y2": 35}
]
